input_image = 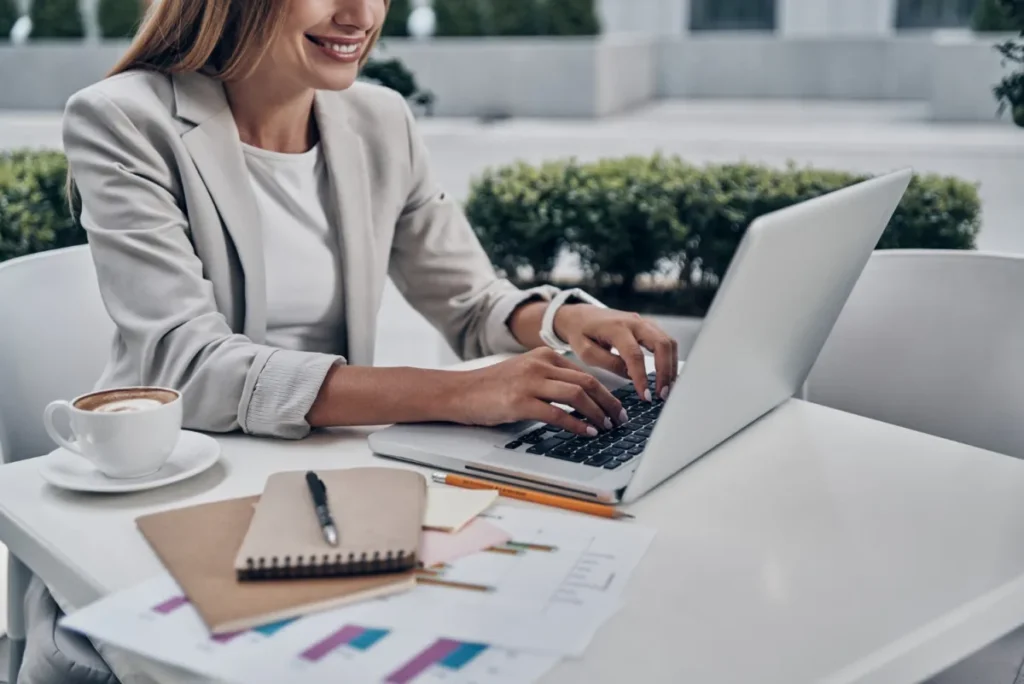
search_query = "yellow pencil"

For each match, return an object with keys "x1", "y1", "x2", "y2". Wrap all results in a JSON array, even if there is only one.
[{"x1": 431, "y1": 472, "x2": 633, "y2": 520}]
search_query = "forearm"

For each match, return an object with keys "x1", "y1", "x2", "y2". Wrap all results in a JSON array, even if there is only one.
[
  {"x1": 507, "y1": 301, "x2": 548, "y2": 350},
  {"x1": 306, "y1": 364, "x2": 467, "y2": 428}
]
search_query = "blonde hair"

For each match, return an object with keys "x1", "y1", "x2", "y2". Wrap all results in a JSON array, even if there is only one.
[
  {"x1": 111, "y1": 0, "x2": 384, "y2": 79},
  {"x1": 68, "y1": 0, "x2": 387, "y2": 208}
]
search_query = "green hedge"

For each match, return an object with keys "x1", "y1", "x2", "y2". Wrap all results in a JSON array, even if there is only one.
[
  {"x1": 544, "y1": 0, "x2": 600, "y2": 36},
  {"x1": 973, "y1": 0, "x2": 1019, "y2": 31},
  {"x1": 434, "y1": 0, "x2": 600, "y2": 36},
  {"x1": 381, "y1": 0, "x2": 412, "y2": 37},
  {"x1": 30, "y1": 0, "x2": 84, "y2": 39},
  {"x1": 0, "y1": 0, "x2": 18, "y2": 41},
  {"x1": 0, "y1": 151, "x2": 85, "y2": 263},
  {"x1": 2, "y1": 152, "x2": 983, "y2": 322},
  {"x1": 98, "y1": 0, "x2": 143, "y2": 38},
  {"x1": 467, "y1": 157, "x2": 981, "y2": 316},
  {"x1": 434, "y1": 0, "x2": 486, "y2": 36}
]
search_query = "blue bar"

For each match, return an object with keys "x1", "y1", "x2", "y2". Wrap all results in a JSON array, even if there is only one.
[
  {"x1": 440, "y1": 642, "x2": 488, "y2": 669},
  {"x1": 253, "y1": 618, "x2": 296, "y2": 637},
  {"x1": 349, "y1": 628, "x2": 389, "y2": 651}
]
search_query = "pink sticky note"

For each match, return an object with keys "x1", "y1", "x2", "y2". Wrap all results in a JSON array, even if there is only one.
[{"x1": 419, "y1": 518, "x2": 512, "y2": 568}]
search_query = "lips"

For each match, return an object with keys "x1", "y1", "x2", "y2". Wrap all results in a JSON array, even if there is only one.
[{"x1": 306, "y1": 34, "x2": 363, "y2": 58}]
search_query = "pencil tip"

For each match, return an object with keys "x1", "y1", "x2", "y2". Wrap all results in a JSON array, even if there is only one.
[{"x1": 614, "y1": 512, "x2": 636, "y2": 520}]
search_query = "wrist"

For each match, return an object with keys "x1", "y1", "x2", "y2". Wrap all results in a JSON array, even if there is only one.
[
  {"x1": 552, "y1": 303, "x2": 589, "y2": 343},
  {"x1": 430, "y1": 369, "x2": 475, "y2": 423}
]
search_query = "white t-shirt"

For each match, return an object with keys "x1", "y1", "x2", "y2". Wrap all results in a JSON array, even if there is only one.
[{"x1": 242, "y1": 142, "x2": 345, "y2": 355}]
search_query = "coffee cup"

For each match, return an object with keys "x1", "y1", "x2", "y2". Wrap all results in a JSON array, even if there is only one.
[{"x1": 43, "y1": 387, "x2": 183, "y2": 479}]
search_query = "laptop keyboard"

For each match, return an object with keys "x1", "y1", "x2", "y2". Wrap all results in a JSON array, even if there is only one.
[{"x1": 503, "y1": 373, "x2": 663, "y2": 470}]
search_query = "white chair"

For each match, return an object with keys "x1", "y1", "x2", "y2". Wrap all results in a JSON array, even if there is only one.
[
  {"x1": 807, "y1": 250, "x2": 1024, "y2": 459},
  {"x1": 806, "y1": 250, "x2": 1024, "y2": 683},
  {"x1": 0, "y1": 246, "x2": 114, "y2": 683}
]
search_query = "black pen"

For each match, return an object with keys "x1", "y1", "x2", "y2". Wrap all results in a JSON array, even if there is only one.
[{"x1": 305, "y1": 471, "x2": 338, "y2": 546}]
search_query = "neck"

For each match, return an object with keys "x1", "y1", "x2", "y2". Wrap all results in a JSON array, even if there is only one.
[{"x1": 224, "y1": 75, "x2": 318, "y2": 154}]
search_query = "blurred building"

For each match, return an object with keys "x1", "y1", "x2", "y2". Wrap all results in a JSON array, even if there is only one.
[{"x1": 600, "y1": 0, "x2": 979, "y2": 36}]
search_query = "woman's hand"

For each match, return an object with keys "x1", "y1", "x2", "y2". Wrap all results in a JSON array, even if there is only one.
[
  {"x1": 554, "y1": 304, "x2": 679, "y2": 401},
  {"x1": 446, "y1": 348, "x2": 629, "y2": 437}
]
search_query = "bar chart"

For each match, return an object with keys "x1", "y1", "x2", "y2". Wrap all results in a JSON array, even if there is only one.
[
  {"x1": 300, "y1": 624, "x2": 391, "y2": 662},
  {"x1": 386, "y1": 638, "x2": 488, "y2": 683}
]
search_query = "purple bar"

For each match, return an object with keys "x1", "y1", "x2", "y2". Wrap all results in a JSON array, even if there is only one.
[
  {"x1": 152, "y1": 596, "x2": 188, "y2": 615},
  {"x1": 386, "y1": 639, "x2": 462, "y2": 684},
  {"x1": 211, "y1": 630, "x2": 244, "y2": 644},
  {"x1": 300, "y1": 625, "x2": 366, "y2": 662}
]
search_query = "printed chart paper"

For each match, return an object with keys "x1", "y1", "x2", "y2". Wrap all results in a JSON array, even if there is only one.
[{"x1": 62, "y1": 505, "x2": 655, "y2": 681}]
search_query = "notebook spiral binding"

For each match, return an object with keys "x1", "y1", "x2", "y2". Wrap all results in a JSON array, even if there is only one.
[{"x1": 237, "y1": 549, "x2": 417, "y2": 581}]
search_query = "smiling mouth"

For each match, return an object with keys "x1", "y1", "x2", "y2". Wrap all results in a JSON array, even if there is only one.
[{"x1": 305, "y1": 34, "x2": 363, "y2": 57}]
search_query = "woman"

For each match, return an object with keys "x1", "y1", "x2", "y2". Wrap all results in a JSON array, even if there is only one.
[{"x1": 28, "y1": 0, "x2": 678, "y2": 681}]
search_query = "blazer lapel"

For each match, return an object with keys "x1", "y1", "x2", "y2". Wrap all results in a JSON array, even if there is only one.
[
  {"x1": 314, "y1": 92, "x2": 378, "y2": 366},
  {"x1": 174, "y1": 73, "x2": 268, "y2": 344}
]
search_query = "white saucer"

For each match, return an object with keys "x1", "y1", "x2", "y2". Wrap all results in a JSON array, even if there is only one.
[{"x1": 39, "y1": 431, "x2": 221, "y2": 494}]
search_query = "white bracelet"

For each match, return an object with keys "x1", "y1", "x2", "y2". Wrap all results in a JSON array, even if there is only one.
[{"x1": 539, "y1": 288, "x2": 606, "y2": 352}]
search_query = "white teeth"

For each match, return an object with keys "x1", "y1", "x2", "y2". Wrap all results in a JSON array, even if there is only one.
[{"x1": 327, "y1": 42, "x2": 360, "y2": 55}]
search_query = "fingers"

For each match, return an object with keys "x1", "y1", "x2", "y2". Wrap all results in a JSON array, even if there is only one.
[
  {"x1": 527, "y1": 399, "x2": 597, "y2": 437},
  {"x1": 575, "y1": 337, "x2": 629, "y2": 380},
  {"x1": 632, "y1": 321, "x2": 678, "y2": 400},
  {"x1": 549, "y1": 366, "x2": 627, "y2": 426},
  {"x1": 540, "y1": 380, "x2": 611, "y2": 433},
  {"x1": 607, "y1": 325, "x2": 650, "y2": 401}
]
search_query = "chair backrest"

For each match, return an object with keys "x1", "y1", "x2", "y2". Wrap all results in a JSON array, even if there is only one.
[
  {"x1": 807, "y1": 250, "x2": 1024, "y2": 458},
  {"x1": 0, "y1": 246, "x2": 114, "y2": 463}
]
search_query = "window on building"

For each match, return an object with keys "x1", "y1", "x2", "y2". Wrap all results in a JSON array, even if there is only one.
[
  {"x1": 895, "y1": 0, "x2": 978, "y2": 28},
  {"x1": 689, "y1": 0, "x2": 777, "y2": 31}
]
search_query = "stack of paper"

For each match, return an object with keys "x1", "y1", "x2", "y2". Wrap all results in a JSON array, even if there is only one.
[
  {"x1": 63, "y1": 505, "x2": 656, "y2": 684},
  {"x1": 423, "y1": 487, "x2": 499, "y2": 532},
  {"x1": 419, "y1": 487, "x2": 506, "y2": 568}
]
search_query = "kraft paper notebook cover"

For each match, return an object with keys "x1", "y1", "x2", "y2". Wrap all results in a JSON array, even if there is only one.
[
  {"x1": 136, "y1": 494, "x2": 416, "y2": 635},
  {"x1": 235, "y1": 468, "x2": 427, "y2": 580}
]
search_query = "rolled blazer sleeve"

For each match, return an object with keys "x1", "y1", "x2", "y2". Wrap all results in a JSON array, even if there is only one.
[
  {"x1": 388, "y1": 99, "x2": 558, "y2": 359},
  {"x1": 63, "y1": 89, "x2": 339, "y2": 439}
]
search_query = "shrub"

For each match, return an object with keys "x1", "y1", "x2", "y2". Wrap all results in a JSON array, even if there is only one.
[
  {"x1": 30, "y1": 0, "x2": 85, "y2": 38},
  {"x1": 486, "y1": 0, "x2": 541, "y2": 36},
  {"x1": 0, "y1": 0, "x2": 18, "y2": 41},
  {"x1": 466, "y1": 157, "x2": 981, "y2": 317},
  {"x1": 989, "y1": 0, "x2": 1024, "y2": 125},
  {"x1": 0, "y1": 151, "x2": 85, "y2": 264},
  {"x1": 381, "y1": 0, "x2": 411, "y2": 37},
  {"x1": 973, "y1": 0, "x2": 1019, "y2": 31},
  {"x1": 98, "y1": 0, "x2": 143, "y2": 38},
  {"x1": 362, "y1": 56, "x2": 435, "y2": 114},
  {"x1": 432, "y1": 0, "x2": 601, "y2": 37},
  {"x1": 434, "y1": 0, "x2": 486, "y2": 36},
  {"x1": 542, "y1": 0, "x2": 601, "y2": 36}
]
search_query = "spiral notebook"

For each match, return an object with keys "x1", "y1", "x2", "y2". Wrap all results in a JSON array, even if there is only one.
[
  {"x1": 234, "y1": 468, "x2": 427, "y2": 580},
  {"x1": 136, "y1": 496, "x2": 416, "y2": 635}
]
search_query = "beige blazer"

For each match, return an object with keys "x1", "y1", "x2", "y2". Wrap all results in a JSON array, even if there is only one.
[{"x1": 63, "y1": 70, "x2": 554, "y2": 439}]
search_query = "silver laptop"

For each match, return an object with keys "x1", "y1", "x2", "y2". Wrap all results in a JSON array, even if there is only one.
[{"x1": 369, "y1": 169, "x2": 913, "y2": 505}]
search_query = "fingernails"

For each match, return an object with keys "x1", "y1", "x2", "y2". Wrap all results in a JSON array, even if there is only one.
[
  {"x1": 660, "y1": 386, "x2": 669, "y2": 401},
  {"x1": 618, "y1": 409, "x2": 629, "y2": 425},
  {"x1": 644, "y1": 389, "x2": 653, "y2": 403},
  {"x1": 586, "y1": 426, "x2": 598, "y2": 437},
  {"x1": 603, "y1": 417, "x2": 613, "y2": 430}
]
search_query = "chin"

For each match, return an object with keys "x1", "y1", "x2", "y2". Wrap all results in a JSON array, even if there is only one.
[{"x1": 309, "y1": 70, "x2": 360, "y2": 92}]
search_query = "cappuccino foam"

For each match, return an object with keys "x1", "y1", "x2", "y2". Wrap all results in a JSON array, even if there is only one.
[
  {"x1": 75, "y1": 388, "x2": 178, "y2": 413},
  {"x1": 93, "y1": 398, "x2": 165, "y2": 413}
]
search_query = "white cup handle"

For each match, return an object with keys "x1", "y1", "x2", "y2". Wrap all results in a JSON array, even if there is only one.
[{"x1": 43, "y1": 401, "x2": 96, "y2": 464}]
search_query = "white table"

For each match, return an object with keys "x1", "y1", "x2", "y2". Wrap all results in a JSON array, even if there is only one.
[{"x1": 4, "y1": 397, "x2": 1024, "y2": 684}]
